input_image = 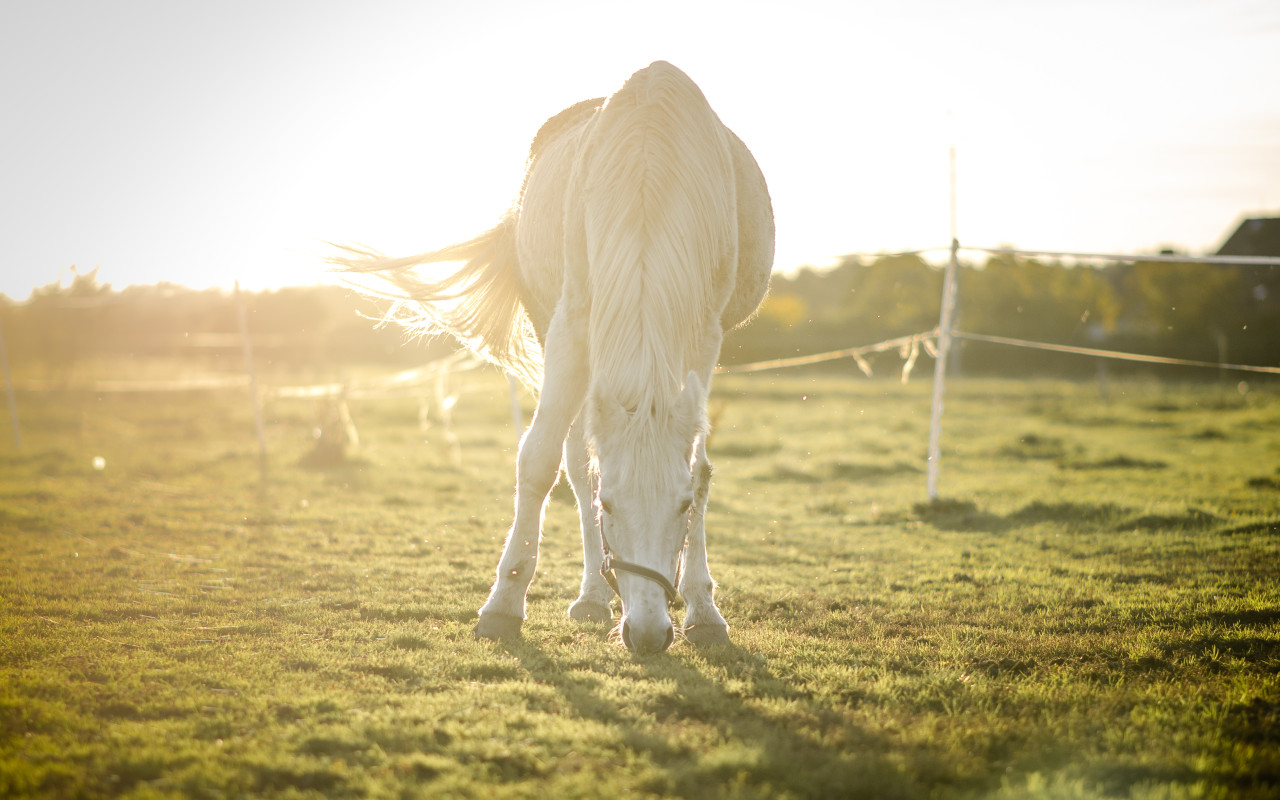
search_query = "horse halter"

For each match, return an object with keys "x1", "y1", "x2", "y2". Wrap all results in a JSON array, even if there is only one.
[{"x1": 596, "y1": 514, "x2": 682, "y2": 606}]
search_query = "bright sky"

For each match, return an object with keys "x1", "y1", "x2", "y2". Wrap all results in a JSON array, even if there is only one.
[{"x1": 2, "y1": 0, "x2": 1278, "y2": 300}]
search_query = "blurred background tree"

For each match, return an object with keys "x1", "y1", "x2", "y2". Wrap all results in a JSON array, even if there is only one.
[
  {"x1": 13, "y1": 268, "x2": 114, "y2": 385},
  {"x1": 2, "y1": 248, "x2": 1275, "y2": 382}
]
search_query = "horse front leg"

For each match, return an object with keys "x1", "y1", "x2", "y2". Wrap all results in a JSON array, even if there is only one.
[
  {"x1": 680, "y1": 435, "x2": 731, "y2": 646},
  {"x1": 475, "y1": 313, "x2": 587, "y2": 640}
]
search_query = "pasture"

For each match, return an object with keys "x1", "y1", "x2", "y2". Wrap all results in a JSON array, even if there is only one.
[{"x1": 1, "y1": 368, "x2": 1278, "y2": 798}]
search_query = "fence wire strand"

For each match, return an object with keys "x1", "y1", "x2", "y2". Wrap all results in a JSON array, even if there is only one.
[
  {"x1": 715, "y1": 331, "x2": 938, "y2": 376},
  {"x1": 953, "y1": 331, "x2": 1280, "y2": 375}
]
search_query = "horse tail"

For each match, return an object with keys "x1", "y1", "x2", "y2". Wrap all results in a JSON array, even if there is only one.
[
  {"x1": 329, "y1": 215, "x2": 543, "y2": 388},
  {"x1": 583, "y1": 61, "x2": 736, "y2": 411}
]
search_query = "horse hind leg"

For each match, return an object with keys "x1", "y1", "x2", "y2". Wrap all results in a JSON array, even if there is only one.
[
  {"x1": 475, "y1": 310, "x2": 588, "y2": 640},
  {"x1": 563, "y1": 420, "x2": 613, "y2": 623}
]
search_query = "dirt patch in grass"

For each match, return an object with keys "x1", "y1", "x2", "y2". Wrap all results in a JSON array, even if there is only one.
[{"x1": 1063, "y1": 454, "x2": 1168, "y2": 470}]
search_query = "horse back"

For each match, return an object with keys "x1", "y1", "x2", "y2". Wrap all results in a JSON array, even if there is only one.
[
  {"x1": 515, "y1": 101, "x2": 603, "y2": 339},
  {"x1": 723, "y1": 130, "x2": 774, "y2": 331},
  {"x1": 515, "y1": 64, "x2": 774, "y2": 359}
]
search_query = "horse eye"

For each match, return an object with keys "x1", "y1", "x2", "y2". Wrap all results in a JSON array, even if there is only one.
[
  {"x1": 677, "y1": 497, "x2": 693, "y2": 516},
  {"x1": 598, "y1": 498, "x2": 613, "y2": 515}
]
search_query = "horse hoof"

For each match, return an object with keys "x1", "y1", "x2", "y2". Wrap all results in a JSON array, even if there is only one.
[
  {"x1": 474, "y1": 612, "x2": 523, "y2": 641},
  {"x1": 568, "y1": 600, "x2": 613, "y2": 623},
  {"x1": 683, "y1": 624, "x2": 730, "y2": 647}
]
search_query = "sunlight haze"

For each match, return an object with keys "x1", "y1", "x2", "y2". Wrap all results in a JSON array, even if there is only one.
[{"x1": 2, "y1": 0, "x2": 1278, "y2": 300}]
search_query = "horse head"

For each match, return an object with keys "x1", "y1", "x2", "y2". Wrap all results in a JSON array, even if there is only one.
[{"x1": 589, "y1": 372, "x2": 706, "y2": 654}]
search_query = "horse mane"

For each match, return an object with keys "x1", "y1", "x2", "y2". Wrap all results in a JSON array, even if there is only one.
[{"x1": 581, "y1": 61, "x2": 736, "y2": 416}]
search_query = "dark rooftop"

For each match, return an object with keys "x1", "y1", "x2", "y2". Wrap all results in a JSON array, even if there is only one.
[{"x1": 1216, "y1": 217, "x2": 1280, "y2": 257}]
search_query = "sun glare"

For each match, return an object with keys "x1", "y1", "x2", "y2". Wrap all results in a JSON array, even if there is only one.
[{"x1": 1, "y1": 1, "x2": 1277, "y2": 300}]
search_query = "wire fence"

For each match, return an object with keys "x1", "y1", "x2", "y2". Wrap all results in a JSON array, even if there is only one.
[
  {"x1": 3, "y1": 242, "x2": 1278, "y2": 498},
  {"x1": 952, "y1": 330, "x2": 1280, "y2": 376},
  {"x1": 716, "y1": 331, "x2": 937, "y2": 382}
]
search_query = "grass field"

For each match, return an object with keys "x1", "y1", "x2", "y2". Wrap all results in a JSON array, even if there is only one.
[{"x1": 1, "y1": 366, "x2": 1278, "y2": 799}]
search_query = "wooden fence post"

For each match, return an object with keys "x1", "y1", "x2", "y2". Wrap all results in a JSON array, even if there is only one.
[
  {"x1": 234, "y1": 282, "x2": 268, "y2": 469},
  {"x1": 0, "y1": 317, "x2": 21, "y2": 449}
]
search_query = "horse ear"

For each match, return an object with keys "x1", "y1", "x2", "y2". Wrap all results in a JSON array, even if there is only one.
[{"x1": 589, "y1": 391, "x2": 628, "y2": 441}]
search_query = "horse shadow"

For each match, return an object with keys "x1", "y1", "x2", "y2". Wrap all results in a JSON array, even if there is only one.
[{"x1": 496, "y1": 635, "x2": 922, "y2": 797}]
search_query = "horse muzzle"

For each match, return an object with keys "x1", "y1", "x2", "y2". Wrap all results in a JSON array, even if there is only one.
[{"x1": 620, "y1": 612, "x2": 675, "y2": 655}]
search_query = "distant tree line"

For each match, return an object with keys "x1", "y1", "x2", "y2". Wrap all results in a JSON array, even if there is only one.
[
  {"x1": 3, "y1": 254, "x2": 1278, "y2": 382},
  {"x1": 0, "y1": 271, "x2": 450, "y2": 383},
  {"x1": 723, "y1": 252, "x2": 1280, "y2": 377}
]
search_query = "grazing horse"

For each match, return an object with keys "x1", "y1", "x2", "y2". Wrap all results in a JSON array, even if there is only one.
[{"x1": 334, "y1": 61, "x2": 773, "y2": 654}]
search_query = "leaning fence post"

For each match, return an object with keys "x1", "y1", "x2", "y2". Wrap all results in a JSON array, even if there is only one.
[
  {"x1": 926, "y1": 238, "x2": 961, "y2": 501},
  {"x1": 0, "y1": 316, "x2": 21, "y2": 449},
  {"x1": 234, "y1": 282, "x2": 268, "y2": 469}
]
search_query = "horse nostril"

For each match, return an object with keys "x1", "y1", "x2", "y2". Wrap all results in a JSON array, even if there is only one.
[{"x1": 620, "y1": 618, "x2": 674, "y2": 655}]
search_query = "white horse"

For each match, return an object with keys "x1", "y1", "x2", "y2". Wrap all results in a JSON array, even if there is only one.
[{"x1": 335, "y1": 61, "x2": 773, "y2": 654}]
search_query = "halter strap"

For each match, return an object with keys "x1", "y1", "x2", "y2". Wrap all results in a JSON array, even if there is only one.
[{"x1": 597, "y1": 520, "x2": 682, "y2": 605}]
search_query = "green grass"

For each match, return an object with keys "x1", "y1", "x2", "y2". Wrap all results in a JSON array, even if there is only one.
[{"x1": 1, "y1": 369, "x2": 1278, "y2": 799}]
